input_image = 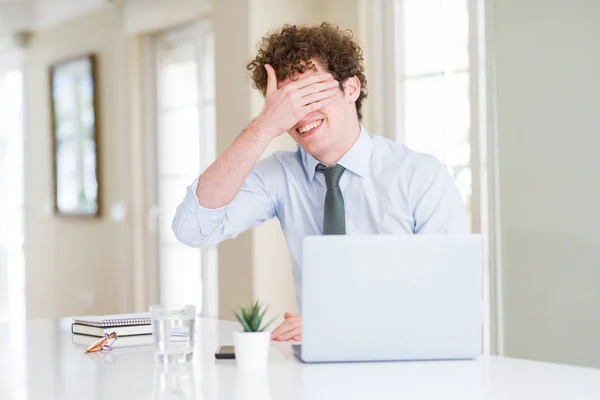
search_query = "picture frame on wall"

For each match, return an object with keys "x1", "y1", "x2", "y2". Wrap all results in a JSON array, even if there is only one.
[{"x1": 50, "y1": 54, "x2": 100, "y2": 217}]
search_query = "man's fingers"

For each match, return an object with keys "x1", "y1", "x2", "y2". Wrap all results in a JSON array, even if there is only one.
[
  {"x1": 293, "y1": 335, "x2": 302, "y2": 342},
  {"x1": 302, "y1": 97, "x2": 332, "y2": 114},
  {"x1": 284, "y1": 312, "x2": 298, "y2": 319},
  {"x1": 278, "y1": 317, "x2": 301, "y2": 330},
  {"x1": 285, "y1": 72, "x2": 334, "y2": 92},
  {"x1": 265, "y1": 64, "x2": 277, "y2": 96},
  {"x1": 277, "y1": 326, "x2": 302, "y2": 341},
  {"x1": 295, "y1": 79, "x2": 339, "y2": 99},
  {"x1": 298, "y1": 87, "x2": 338, "y2": 107},
  {"x1": 270, "y1": 320, "x2": 292, "y2": 339},
  {"x1": 271, "y1": 316, "x2": 301, "y2": 339},
  {"x1": 270, "y1": 322, "x2": 284, "y2": 339}
]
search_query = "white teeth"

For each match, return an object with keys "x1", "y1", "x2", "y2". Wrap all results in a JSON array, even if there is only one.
[{"x1": 298, "y1": 120, "x2": 322, "y2": 134}]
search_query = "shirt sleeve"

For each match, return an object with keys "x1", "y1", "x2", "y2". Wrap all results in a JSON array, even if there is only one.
[
  {"x1": 172, "y1": 158, "x2": 278, "y2": 247},
  {"x1": 412, "y1": 159, "x2": 469, "y2": 234}
]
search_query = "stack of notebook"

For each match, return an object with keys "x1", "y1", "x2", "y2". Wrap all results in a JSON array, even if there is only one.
[{"x1": 71, "y1": 313, "x2": 153, "y2": 337}]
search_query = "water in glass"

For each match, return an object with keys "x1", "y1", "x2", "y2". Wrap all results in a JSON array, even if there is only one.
[{"x1": 150, "y1": 304, "x2": 196, "y2": 363}]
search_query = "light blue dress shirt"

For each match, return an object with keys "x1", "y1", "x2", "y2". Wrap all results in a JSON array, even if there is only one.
[{"x1": 173, "y1": 126, "x2": 468, "y2": 305}]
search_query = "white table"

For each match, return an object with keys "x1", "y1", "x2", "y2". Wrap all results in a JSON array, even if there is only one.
[{"x1": 1, "y1": 318, "x2": 600, "y2": 399}]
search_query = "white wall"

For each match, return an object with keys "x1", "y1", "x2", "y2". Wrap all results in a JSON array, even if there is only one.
[
  {"x1": 493, "y1": 0, "x2": 600, "y2": 368},
  {"x1": 213, "y1": 0, "x2": 255, "y2": 319},
  {"x1": 25, "y1": 5, "x2": 134, "y2": 318},
  {"x1": 23, "y1": 0, "x2": 262, "y2": 320}
]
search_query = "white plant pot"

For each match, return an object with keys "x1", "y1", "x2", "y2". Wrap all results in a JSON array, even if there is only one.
[{"x1": 233, "y1": 331, "x2": 271, "y2": 370}]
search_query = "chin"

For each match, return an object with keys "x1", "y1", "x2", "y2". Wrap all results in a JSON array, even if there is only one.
[
  {"x1": 301, "y1": 141, "x2": 330, "y2": 160},
  {"x1": 299, "y1": 144, "x2": 319, "y2": 157}
]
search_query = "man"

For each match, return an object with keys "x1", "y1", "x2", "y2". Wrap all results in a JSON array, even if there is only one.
[{"x1": 173, "y1": 23, "x2": 467, "y2": 342}]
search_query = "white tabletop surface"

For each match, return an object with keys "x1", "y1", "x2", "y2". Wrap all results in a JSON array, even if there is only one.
[{"x1": 1, "y1": 318, "x2": 600, "y2": 399}]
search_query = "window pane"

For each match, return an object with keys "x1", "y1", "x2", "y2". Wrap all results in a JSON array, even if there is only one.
[
  {"x1": 200, "y1": 102, "x2": 216, "y2": 171},
  {"x1": 156, "y1": 24, "x2": 216, "y2": 317},
  {"x1": 0, "y1": 246, "x2": 26, "y2": 320},
  {"x1": 449, "y1": 165, "x2": 472, "y2": 210},
  {"x1": 0, "y1": 133, "x2": 24, "y2": 208},
  {"x1": 442, "y1": 0, "x2": 469, "y2": 71},
  {"x1": 201, "y1": 31, "x2": 215, "y2": 102},
  {"x1": 0, "y1": 70, "x2": 24, "y2": 207},
  {"x1": 404, "y1": 75, "x2": 444, "y2": 158},
  {"x1": 155, "y1": 25, "x2": 215, "y2": 316},
  {"x1": 451, "y1": 165, "x2": 472, "y2": 230},
  {"x1": 159, "y1": 246, "x2": 202, "y2": 308},
  {"x1": 404, "y1": 72, "x2": 470, "y2": 167},
  {"x1": 403, "y1": 0, "x2": 469, "y2": 75},
  {"x1": 0, "y1": 208, "x2": 24, "y2": 247},
  {"x1": 158, "y1": 107, "x2": 200, "y2": 176},
  {"x1": 442, "y1": 72, "x2": 470, "y2": 166},
  {"x1": 159, "y1": 41, "x2": 199, "y2": 108},
  {"x1": 403, "y1": 0, "x2": 443, "y2": 75},
  {"x1": 0, "y1": 69, "x2": 25, "y2": 321}
]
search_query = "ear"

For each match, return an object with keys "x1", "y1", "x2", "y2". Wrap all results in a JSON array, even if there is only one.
[{"x1": 342, "y1": 76, "x2": 361, "y2": 104}]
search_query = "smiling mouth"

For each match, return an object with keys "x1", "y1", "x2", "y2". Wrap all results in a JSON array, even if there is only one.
[{"x1": 296, "y1": 119, "x2": 323, "y2": 136}]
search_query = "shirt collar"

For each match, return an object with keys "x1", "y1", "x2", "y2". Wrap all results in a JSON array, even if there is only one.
[{"x1": 302, "y1": 125, "x2": 373, "y2": 180}]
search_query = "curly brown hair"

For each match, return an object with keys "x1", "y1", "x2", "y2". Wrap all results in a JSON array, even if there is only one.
[{"x1": 247, "y1": 22, "x2": 368, "y2": 121}]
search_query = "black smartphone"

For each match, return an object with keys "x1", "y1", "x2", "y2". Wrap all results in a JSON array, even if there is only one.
[{"x1": 215, "y1": 345, "x2": 235, "y2": 359}]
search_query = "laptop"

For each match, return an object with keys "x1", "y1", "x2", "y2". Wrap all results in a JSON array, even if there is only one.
[{"x1": 294, "y1": 235, "x2": 483, "y2": 363}]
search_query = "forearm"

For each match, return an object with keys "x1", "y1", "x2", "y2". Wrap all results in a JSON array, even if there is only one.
[{"x1": 196, "y1": 122, "x2": 274, "y2": 209}]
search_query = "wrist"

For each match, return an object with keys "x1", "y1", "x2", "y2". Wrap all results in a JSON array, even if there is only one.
[{"x1": 246, "y1": 117, "x2": 283, "y2": 140}]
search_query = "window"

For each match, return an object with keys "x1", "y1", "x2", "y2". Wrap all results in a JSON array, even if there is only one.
[
  {"x1": 153, "y1": 22, "x2": 217, "y2": 314},
  {"x1": 389, "y1": 0, "x2": 491, "y2": 353},
  {"x1": 0, "y1": 68, "x2": 25, "y2": 321},
  {"x1": 396, "y1": 0, "x2": 475, "y2": 229}
]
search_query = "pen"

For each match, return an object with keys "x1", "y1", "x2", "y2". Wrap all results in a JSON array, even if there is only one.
[{"x1": 85, "y1": 332, "x2": 118, "y2": 353}]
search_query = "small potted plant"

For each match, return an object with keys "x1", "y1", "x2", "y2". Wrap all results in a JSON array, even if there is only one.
[{"x1": 233, "y1": 301, "x2": 275, "y2": 369}]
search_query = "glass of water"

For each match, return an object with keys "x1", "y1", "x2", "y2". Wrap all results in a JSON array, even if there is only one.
[{"x1": 150, "y1": 304, "x2": 196, "y2": 363}]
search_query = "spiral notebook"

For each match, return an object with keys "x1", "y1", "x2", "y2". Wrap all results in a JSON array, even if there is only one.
[
  {"x1": 72, "y1": 313, "x2": 151, "y2": 327},
  {"x1": 71, "y1": 312, "x2": 152, "y2": 337}
]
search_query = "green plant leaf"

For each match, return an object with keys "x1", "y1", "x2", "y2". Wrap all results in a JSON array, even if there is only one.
[
  {"x1": 250, "y1": 313, "x2": 261, "y2": 332},
  {"x1": 252, "y1": 301, "x2": 261, "y2": 318},
  {"x1": 257, "y1": 302, "x2": 265, "y2": 324},
  {"x1": 245, "y1": 301, "x2": 261, "y2": 332},
  {"x1": 234, "y1": 310, "x2": 252, "y2": 333},
  {"x1": 249, "y1": 302, "x2": 257, "y2": 322},
  {"x1": 234, "y1": 301, "x2": 276, "y2": 333},
  {"x1": 241, "y1": 305, "x2": 250, "y2": 324},
  {"x1": 257, "y1": 307, "x2": 268, "y2": 329},
  {"x1": 233, "y1": 311, "x2": 243, "y2": 325}
]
